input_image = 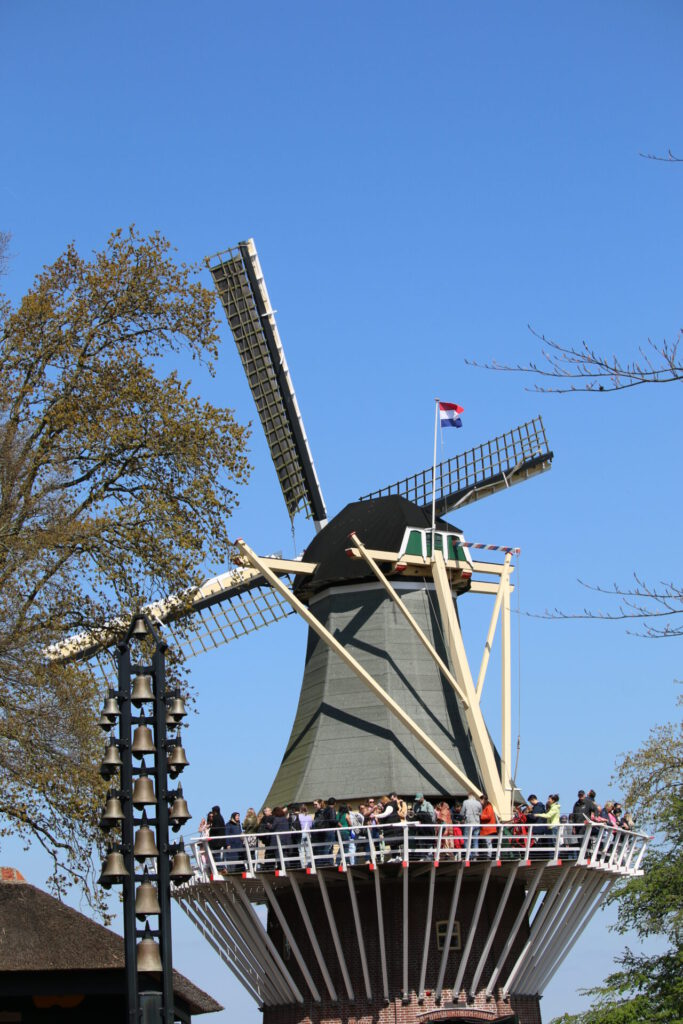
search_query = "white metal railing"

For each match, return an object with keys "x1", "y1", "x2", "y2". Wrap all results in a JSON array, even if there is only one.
[{"x1": 182, "y1": 821, "x2": 650, "y2": 883}]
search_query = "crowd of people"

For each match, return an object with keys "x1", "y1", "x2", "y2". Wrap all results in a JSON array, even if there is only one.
[{"x1": 196, "y1": 787, "x2": 636, "y2": 870}]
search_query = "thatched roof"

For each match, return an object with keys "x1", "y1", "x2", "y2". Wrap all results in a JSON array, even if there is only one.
[{"x1": 0, "y1": 868, "x2": 221, "y2": 1015}]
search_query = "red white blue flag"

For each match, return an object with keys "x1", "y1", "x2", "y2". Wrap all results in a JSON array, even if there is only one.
[{"x1": 439, "y1": 401, "x2": 464, "y2": 428}]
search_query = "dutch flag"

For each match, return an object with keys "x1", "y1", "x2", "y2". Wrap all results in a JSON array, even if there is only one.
[{"x1": 439, "y1": 401, "x2": 464, "y2": 429}]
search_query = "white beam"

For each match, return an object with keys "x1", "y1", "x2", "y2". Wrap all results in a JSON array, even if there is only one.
[
  {"x1": 501, "y1": 560, "x2": 512, "y2": 816},
  {"x1": 260, "y1": 878, "x2": 322, "y2": 1002},
  {"x1": 317, "y1": 871, "x2": 354, "y2": 1000},
  {"x1": 435, "y1": 867, "x2": 464, "y2": 1000},
  {"x1": 373, "y1": 869, "x2": 390, "y2": 1002},
  {"x1": 476, "y1": 552, "x2": 512, "y2": 700},
  {"x1": 469, "y1": 863, "x2": 519, "y2": 998},
  {"x1": 288, "y1": 874, "x2": 337, "y2": 1000},
  {"x1": 453, "y1": 862, "x2": 493, "y2": 995},
  {"x1": 486, "y1": 865, "x2": 544, "y2": 996},
  {"x1": 431, "y1": 549, "x2": 507, "y2": 814},
  {"x1": 346, "y1": 870, "x2": 372, "y2": 1000}
]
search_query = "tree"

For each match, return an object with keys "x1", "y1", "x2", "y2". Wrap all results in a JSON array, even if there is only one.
[
  {"x1": 0, "y1": 227, "x2": 249, "y2": 907},
  {"x1": 551, "y1": 697, "x2": 683, "y2": 1023}
]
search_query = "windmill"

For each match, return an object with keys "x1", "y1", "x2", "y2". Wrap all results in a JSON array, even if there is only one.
[
  {"x1": 171, "y1": 243, "x2": 643, "y2": 1024},
  {"x1": 62, "y1": 239, "x2": 645, "y2": 1024},
  {"x1": 59, "y1": 237, "x2": 554, "y2": 819},
  {"x1": 202, "y1": 239, "x2": 553, "y2": 818}
]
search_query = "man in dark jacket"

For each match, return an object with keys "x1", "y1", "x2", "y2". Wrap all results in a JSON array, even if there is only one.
[
  {"x1": 571, "y1": 790, "x2": 588, "y2": 825},
  {"x1": 583, "y1": 789, "x2": 598, "y2": 820},
  {"x1": 311, "y1": 797, "x2": 337, "y2": 865},
  {"x1": 526, "y1": 794, "x2": 546, "y2": 822},
  {"x1": 526, "y1": 794, "x2": 547, "y2": 850}
]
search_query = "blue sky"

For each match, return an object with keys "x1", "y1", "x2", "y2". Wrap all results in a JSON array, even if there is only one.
[{"x1": 1, "y1": 3, "x2": 681, "y2": 1020}]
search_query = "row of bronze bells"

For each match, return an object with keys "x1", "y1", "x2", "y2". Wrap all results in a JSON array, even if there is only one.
[
  {"x1": 100, "y1": 793, "x2": 190, "y2": 841},
  {"x1": 99, "y1": 837, "x2": 192, "y2": 885},
  {"x1": 99, "y1": 733, "x2": 189, "y2": 780},
  {"x1": 132, "y1": 822, "x2": 193, "y2": 883},
  {"x1": 99, "y1": 686, "x2": 187, "y2": 733},
  {"x1": 131, "y1": 721, "x2": 189, "y2": 766}
]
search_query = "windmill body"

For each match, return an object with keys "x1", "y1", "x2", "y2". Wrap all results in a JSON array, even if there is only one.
[
  {"x1": 266, "y1": 496, "x2": 486, "y2": 808},
  {"x1": 66, "y1": 240, "x2": 650, "y2": 1024}
]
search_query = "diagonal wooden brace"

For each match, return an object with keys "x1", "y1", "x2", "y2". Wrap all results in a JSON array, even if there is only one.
[
  {"x1": 235, "y1": 538, "x2": 481, "y2": 795},
  {"x1": 347, "y1": 531, "x2": 469, "y2": 709},
  {"x1": 431, "y1": 549, "x2": 507, "y2": 816}
]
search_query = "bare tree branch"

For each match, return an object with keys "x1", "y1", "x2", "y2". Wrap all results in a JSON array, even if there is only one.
[
  {"x1": 466, "y1": 327, "x2": 683, "y2": 393},
  {"x1": 639, "y1": 148, "x2": 683, "y2": 163},
  {"x1": 526, "y1": 575, "x2": 683, "y2": 638}
]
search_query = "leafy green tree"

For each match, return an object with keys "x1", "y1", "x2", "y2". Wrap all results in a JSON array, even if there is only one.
[
  {"x1": 0, "y1": 227, "x2": 249, "y2": 905},
  {"x1": 551, "y1": 697, "x2": 683, "y2": 1023}
]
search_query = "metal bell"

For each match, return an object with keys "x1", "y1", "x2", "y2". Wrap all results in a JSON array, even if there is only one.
[
  {"x1": 135, "y1": 872, "x2": 161, "y2": 919},
  {"x1": 98, "y1": 712, "x2": 114, "y2": 732},
  {"x1": 100, "y1": 792, "x2": 125, "y2": 828},
  {"x1": 132, "y1": 617, "x2": 149, "y2": 640},
  {"x1": 132, "y1": 775, "x2": 156, "y2": 807},
  {"x1": 137, "y1": 924, "x2": 162, "y2": 972},
  {"x1": 169, "y1": 841, "x2": 193, "y2": 885},
  {"x1": 131, "y1": 722, "x2": 156, "y2": 758},
  {"x1": 167, "y1": 690, "x2": 187, "y2": 721},
  {"x1": 102, "y1": 690, "x2": 120, "y2": 719},
  {"x1": 100, "y1": 741, "x2": 122, "y2": 779},
  {"x1": 133, "y1": 819, "x2": 159, "y2": 861},
  {"x1": 169, "y1": 786, "x2": 191, "y2": 827},
  {"x1": 167, "y1": 739, "x2": 189, "y2": 773},
  {"x1": 131, "y1": 673, "x2": 154, "y2": 706},
  {"x1": 99, "y1": 849, "x2": 128, "y2": 887}
]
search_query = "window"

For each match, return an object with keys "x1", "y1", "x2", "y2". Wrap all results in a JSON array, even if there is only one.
[{"x1": 435, "y1": 919, "x2": 461, "y2": 951}]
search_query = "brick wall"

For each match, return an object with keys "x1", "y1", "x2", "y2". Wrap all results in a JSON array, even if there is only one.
[{"x1": 263, "y1": 866, "x2": 542, "y2": 1024}]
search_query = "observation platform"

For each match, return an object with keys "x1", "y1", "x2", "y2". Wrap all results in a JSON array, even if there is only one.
[{"x1": 173, "y1": 822, "x2": 649, "y2": 1017}]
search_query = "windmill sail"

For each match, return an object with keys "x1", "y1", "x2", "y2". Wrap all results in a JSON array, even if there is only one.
[
  {"x1": 48, "y1": 565, "x2": 300, "y2": 678},
  {"x1": 360, "y1": 415, "x2": 553, "y2": 516},
  {"x1": 209, "y1": 240, "x2": 327, "y2": 528}
]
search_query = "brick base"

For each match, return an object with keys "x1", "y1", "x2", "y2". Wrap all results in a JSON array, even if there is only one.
[
  {"x1": 266, "y1": 992, "x2": 541, "y2": 1024},
  {"x1": 263, "y1": 869, "x2": 542, "y2": 1024}
]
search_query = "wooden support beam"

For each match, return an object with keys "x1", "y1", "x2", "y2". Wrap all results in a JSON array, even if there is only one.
[
  {"x1": 501, "y1": 559, "x2": 512, "y2": 817},
  {"x1": 452, "y1": 862, "x2": 492, "y2": 995},
  {"x1": 468, "y1": 863, "x2": 519, "y2": 998},
  {"x1": 260, "y1": 878, "x2": 321, "y2": 1002},
  {"x1": 348, "y1": 532, "x2": 469, "y2": 708},
  {"x1": 317, "y1": 871, "x2": 354, "y2": 1001},
  {"x1": 486, "y1": 865, "x2": 544, "y2": 996},
  {"x1": 288, "y1": 874, "x2": 337, "y2": 1000},
  {"x1": 373, "y1": 869, "x2": 390, "y2": 1002},
  {"x1": 418, "y1": 865, "x2": 437, "y2": 997},
  {"x1": 346, "y1": 871, "x2": 372, "y2": 1000},
  {"x1": 469, "y1": 579, "x2": 515, "y2": 596},
  {"x1": 431, "y1": 550, "x2": 507, "y2": 814},
  {"x1": 177, "y1": 896, "x2": 264, "y2": 1005},
  {"x1": 435, "y1": 867, "x2": 464, "y2": 1000},
  {"x1": 236, "y1": 539, "x2": 482, "y2": 795},
  {"x1": 476, "y1": 552, "x2": 512, "y2": 700}
]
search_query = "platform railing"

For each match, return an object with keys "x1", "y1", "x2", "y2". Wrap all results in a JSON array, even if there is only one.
[{"x1": 183, "y1": 820, "x2": 650, "y2": 884}]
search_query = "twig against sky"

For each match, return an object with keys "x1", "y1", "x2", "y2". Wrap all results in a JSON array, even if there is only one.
[{"x1": 467, "y1": 327, "x2": 683, "y2": 394}]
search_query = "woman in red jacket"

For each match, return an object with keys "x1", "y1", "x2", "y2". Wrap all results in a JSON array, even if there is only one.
[{"x1": 479, "y1": 795, "x2": 497, "y2": 859}]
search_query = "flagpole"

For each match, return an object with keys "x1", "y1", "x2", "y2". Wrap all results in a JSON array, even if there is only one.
[{"x1": 431, "y1": 398, "x2": 439, "y2": 558}]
